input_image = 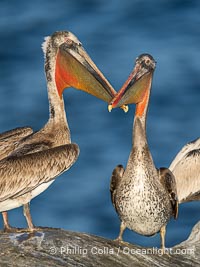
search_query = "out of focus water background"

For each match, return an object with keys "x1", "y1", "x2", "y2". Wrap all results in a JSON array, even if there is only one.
[{"x1": 0, "y1": 0, "x2": 199, "y2": 249}]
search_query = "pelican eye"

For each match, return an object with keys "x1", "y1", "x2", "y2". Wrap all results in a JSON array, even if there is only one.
[
  {"x1": 65, "y1": 38, "x2": 73, "y2": 46},
  {"x1": 145, "y1": 59, "x2": 151, "y2": 65}
]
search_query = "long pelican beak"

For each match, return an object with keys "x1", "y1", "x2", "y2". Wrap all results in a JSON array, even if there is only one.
[
  {"x1": 55, "y1": 40, "x2": 128, "y2": 112},
  {"x1": 108, "y1": 54, "x2": 156, "y2": 111}
]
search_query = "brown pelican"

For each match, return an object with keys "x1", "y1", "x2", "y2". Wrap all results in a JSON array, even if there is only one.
[
  {"x1": 0, "y1": 31, "x2": 127, "y2": 232},
  {"x1": 108, "y1": 54, "x2": 178, "y2": 251}
]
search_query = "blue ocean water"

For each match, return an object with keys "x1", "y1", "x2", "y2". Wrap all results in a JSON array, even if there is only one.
[{"x1": 0, "y1": 0, "x2": 199, "y2": 249}]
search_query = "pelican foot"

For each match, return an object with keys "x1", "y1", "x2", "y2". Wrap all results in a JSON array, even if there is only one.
[
  {"x1": 113, "y1": 237, "x2": 130, "y2": 247},
  {"x1": 18, "y1": 226, "x2": 60, "y2": 232},
  {"x1": 3, "y1": 226, "x2": 20, "y2": 233},
  {"x1": 160, "y1": 247, "x2": 171, "y2": 257},
  {"x1": 2, "y1": 226, "x2": 38, "y2": 233}
]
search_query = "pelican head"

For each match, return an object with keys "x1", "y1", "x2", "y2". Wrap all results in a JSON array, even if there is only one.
[
  {"x1": 108, "y1": 54, "x2": 156, "y2": 111},
  {"x1": 43, "y1": 31, "x2": 127, "y2": 112}
]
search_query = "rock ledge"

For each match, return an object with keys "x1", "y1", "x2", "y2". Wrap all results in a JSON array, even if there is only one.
[{"x1": 0, "y1": 222, "x2": 199, "y2": 266}]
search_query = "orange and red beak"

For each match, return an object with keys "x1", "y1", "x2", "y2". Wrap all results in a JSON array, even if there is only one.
[
  {"x1": 108, "y1": 54, "x2": 156, "y2": 112},
  {"x1": 55, "y1": 39, "x2": 128, "y2": 112}
]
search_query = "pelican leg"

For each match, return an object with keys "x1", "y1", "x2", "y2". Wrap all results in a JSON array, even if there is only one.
[
  {"x1": 160, "y1": 225, "x2": 166, "y2": 254},
  {"x1": 23, "y1": 203, "x2": 34, "y2": 231},
  {"x1": 114, "y1": 221, "x2": 126, "y2": 242},
  {"x1": 2, "y1": 211, "x2": 15, "y2": 232}
]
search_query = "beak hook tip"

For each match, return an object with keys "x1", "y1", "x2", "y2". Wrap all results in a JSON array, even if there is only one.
[
  {"x1": 108, "y1": 104, "x2": 113, "y2": 112},
  {"x1": 122, "y1": 105, "x2": 129, "y2": 113}
]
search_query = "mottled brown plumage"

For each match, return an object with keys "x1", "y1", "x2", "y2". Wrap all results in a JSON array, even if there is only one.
[
  {"x1": 110, "y1": 165, "x2": 125, "y2": 212},
  {"x1": 158, "y1": 168, "x2": 178, "y2": 219},
  {"x1": 0, "y1": 127, "x2": 33, "y2": 161},
  {"x1": 0, "y1": 144, "x2": 79, "y2": 203}
]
